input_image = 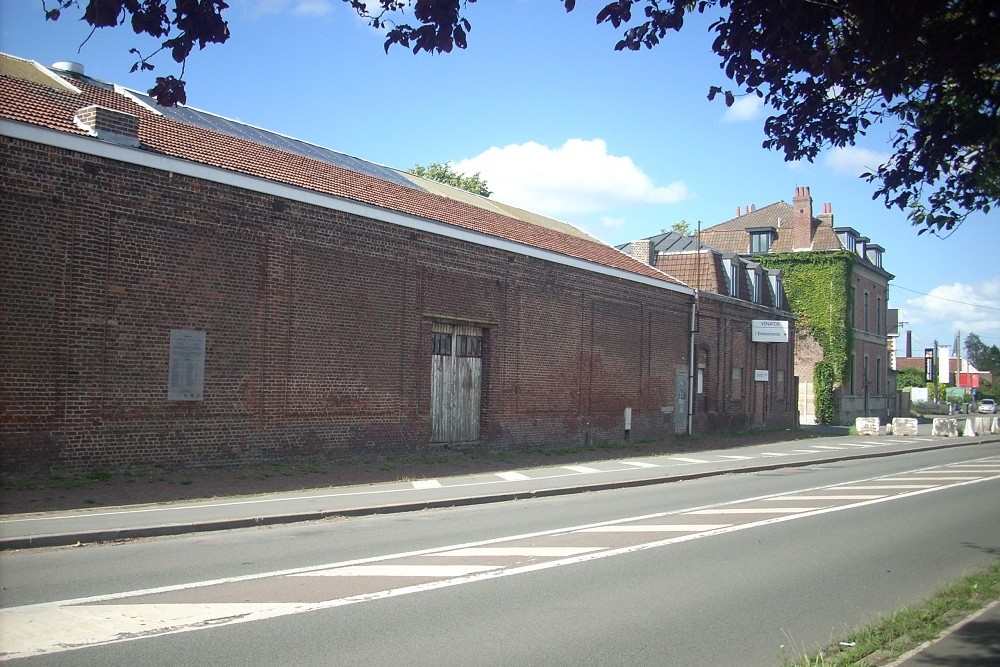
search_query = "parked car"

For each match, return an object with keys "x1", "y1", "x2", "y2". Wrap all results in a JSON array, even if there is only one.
[{"x1": 978, "y1": 398, "x2": 997, "y2": 414}]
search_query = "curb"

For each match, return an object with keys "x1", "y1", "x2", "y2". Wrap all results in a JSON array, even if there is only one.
[{"x1": 2, "y1": 436, "x2": 997, "y2": 550}]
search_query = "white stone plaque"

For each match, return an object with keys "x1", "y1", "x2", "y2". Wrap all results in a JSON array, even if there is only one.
[{"x1": 168, "y1": 329, "x2": 206, "y2": 401}]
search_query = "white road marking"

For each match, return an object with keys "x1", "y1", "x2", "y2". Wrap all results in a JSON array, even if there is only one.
[
  {"x1": 842, "y1": 484, "x2": 937, "y2": 489},
  {"x1": 717, "y1": 455, "x2": 753, "y2": 460},
  {"x1": 667, "y1": 457, "x2": 710, "y2": 464},
  {"x1": 790, "y1": 449, "x2": 821, "y2": 454},
  {"x1": 578, "y1": 524, "x2": 731, "y2": 533},
  {"x1": 880, "y1": 476, "x2": 981, "y2": 481},
  {"x1": 759, "y1": 452, "x2": 790, "y2": 457},
  {"x1": 619, "y1": 461, "x2": 660, "y2": 468},
  {"x1": 768, "y1": 494, "x2": 885, "y2": 500},
  {"x1": 687, "y1": 507, "x2": 824, "y2": 514},
  {"x1": 810, "y1": 445, "x2": 847, "y2": 450},
  {"x1": 563, "y1": 465, "x2": 602, "y2": 474},
  {"x1": 439, "y1": 547, "x2": 603, "y2": 557},
  {"x1": 496, "y1": 471, "x2": 531, "y2": 481},
  {"x1": 4, "y1": 461, "x2": 997, "y2": 660},
  {"x1": 297, "y1": 564, "x2": 498, "y2": 577},
  {"x1": 839, "y1": 443, "x2": 874, "y2": 448},
  {"x1": 411, "y1": 480, "x2": 442, "y2": 489}
]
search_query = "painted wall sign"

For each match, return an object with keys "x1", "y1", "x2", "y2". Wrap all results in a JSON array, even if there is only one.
[{"x1": 751, "y1": 319, "x2": 789, "y2": 343}]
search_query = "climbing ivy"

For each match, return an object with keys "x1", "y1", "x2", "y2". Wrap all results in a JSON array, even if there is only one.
[{"x1": 755, "y1": 251, "x2": 855, "y2": 424}]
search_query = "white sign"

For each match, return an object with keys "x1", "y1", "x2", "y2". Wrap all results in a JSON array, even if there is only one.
[
  {"x1": 754, "y1": 370, "x2": 769, "y2": 382},
  {"x1": 752, "y1": 319, "x2": 789, "y2": 343}
]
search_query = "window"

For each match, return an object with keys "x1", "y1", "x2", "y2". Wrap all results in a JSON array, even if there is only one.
[
  {"x1": 864, "y1": 292, "x2": 870, "y2": 332},
  {"x1": 863, "y1": 355, "x2": 870, "y2": 394},
  {"x1": 456, "y1": 334, "x2": 483, "y2": 358},
  {"x1": 749, "y1": 230, "x2": 773, "y2": 253},
  {"x1": 776, "y1": 369, "x2": 785, "y2": 398},
  {"x1": 431, "y1": 332, "x2": 452, "y2": 356},
  {"x1": 729, "y1": 259, "x2": 740, "y2": 298},
  {"x1": 876, "y1": 296, "x2": 882, "y2": 335},
  {"x1": 697, "y1": 365, "x2": 705, "y2": 395},
  {"x1": 731, "y1": 367, "x2": 742, "y2": 399},
  {"x1": 876, "y1": 357, "x2": 882, "y2": 397},
  {"x1": 850, "y1": 286, "x2": 856, "y2": 327}
]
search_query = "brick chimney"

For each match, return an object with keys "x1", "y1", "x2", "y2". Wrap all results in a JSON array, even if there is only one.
[
  {"x1": 628, "y1": 239, "x2": 654, "y2": 265},
  {"x1": 74, "y1": 105, "x2": 140, "y2": 148},
  {"x1": 817, "y1": 202, "x2": 834, "y2": 227},
  {"x1": 792, "y1": 186, "x2": 815, "y2": 250}
]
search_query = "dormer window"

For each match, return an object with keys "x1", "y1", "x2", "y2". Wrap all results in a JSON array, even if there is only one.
[
  {"x1": 748, "y1": 227, "x2": 775, "y2": 254},
  {"x1": 866, "y1": 243, "x2": 884, "y2": 268},
  {"x1": 724, "y1": 256, "x2": 741, "y2": 298},
  {"x1": 767, "y1": 269, "x2": 783, "y2": 308},
  {"x1": 746, "y1": 262, "x2": 763, "y2": 303},
  {"x1": 834, "y1": 226, "x2": 859, "y2": 253}
]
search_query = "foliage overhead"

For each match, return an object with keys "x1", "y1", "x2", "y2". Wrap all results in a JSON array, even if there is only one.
[
  {"x1": 44, "y1": 1, "x2": 999, "y2": 233},
  {"x1": 407, "y1": 162, "x2": 492, "y2": 197}
]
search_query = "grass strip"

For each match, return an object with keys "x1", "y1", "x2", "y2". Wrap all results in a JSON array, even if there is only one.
[{"x1": 786, "y1": 558, "x2": 1000, "y2": 666}]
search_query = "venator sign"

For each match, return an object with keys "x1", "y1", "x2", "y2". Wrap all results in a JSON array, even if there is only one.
[{"x1": 751, "y1": 320, "x2": 789, "y2": 343}]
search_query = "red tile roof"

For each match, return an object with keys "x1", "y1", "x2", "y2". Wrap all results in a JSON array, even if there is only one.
[{"x1": 0, "y1": 54, "x2": 687, "y2": 289}]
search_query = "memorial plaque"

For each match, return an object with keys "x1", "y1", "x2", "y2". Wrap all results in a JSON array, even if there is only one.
[{"x1": 168, "y1": 329, "x2": 206, "y2": 401}]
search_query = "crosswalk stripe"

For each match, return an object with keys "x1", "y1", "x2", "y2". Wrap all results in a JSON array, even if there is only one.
[
  {"x1": 439, "y1": 547, "x2": 603, "y2": 557},
  {"x1": 297, "y1": 564, "x2": 498, "y2": 577},
  {"x1": 668, "y1": 457, "x2": 710, "y2": 464},
  {"x1": 687, "y1": 507, "x2": 821, "y2": 514},
  {"x1": 619, "y1": 460, "x2": 659, "y2": 468},
  {"x1": 578, "y1": 524, "x2": 730, "y2": 533},
  {"x1": 496, "y1": 471, "x2": 530, "y2": 481},
  {"x1": 563, "y1": 465, "x2": 602, "y2": 474},
  {"x1": 768, "y1": 494, "x2": 885, "y2": 500},
  {"x1": 839, "y1": 484, "x2": 936, "y2": 489}
]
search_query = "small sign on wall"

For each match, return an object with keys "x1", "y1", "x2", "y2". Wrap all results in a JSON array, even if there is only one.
[
  {"x1": 751, "y1": 320, "x2": 789, "y2": 343},
  {"x1": 168, "y1": 329, "x2": 206, "y2": 401},
  {"x1": 754, "y1": 370, "x2": 769, "y2": 382}
]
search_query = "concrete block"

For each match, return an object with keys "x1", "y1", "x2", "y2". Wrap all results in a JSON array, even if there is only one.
[
  {"x1": 932, "y1": 417, "x2": 959, "y2": 437},
  {"x1": 890, "y1": 418, "x2": 918, "y2": 436},
  {"x1": 855, "y1": 417, "x2": 881, "y2": 436},
  {"x1": 963, "y1": 419, "x2": 977, "y2": 436}
]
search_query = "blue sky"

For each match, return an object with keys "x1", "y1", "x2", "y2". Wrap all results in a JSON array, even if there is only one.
[{"x1": 2, "y1": 0, "x2": 998, "y2": 357}]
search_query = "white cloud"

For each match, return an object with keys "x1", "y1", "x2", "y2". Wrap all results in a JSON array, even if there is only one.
[
  {"x1": 898, "y1": 278, "x2": 1000, "y2": 344},
  {"x1": 721, "y1": 95, "x2": 763, "y2": 123},
  {"x1": 825, "y1": 146, "x2": 891, "y2": 177},
  {"x1": 453, "y1": 138, "x2": 690, "y2": 219}
]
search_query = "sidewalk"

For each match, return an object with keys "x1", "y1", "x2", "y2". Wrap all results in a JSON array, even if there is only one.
[{"x1": 2, "y1": 426, "x2": 996, "y2": 551}]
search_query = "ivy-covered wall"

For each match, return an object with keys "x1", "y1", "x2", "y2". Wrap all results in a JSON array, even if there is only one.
[{"x1": 755, "y1": 251, "x2": 855, "y2": 424}]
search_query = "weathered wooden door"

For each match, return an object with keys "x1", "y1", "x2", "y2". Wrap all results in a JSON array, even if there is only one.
[{"x1": 430, "y1": 324, "x2": 483, "y2": 443}]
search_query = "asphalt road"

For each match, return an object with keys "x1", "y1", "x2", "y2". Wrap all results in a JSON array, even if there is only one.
[{"x1": 2, "y1": 443, "x2": 999, "y2": 665}]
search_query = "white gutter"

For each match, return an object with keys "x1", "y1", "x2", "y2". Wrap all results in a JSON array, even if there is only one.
[{"x1": 1, "y1": 119, "x2": 693, "y2": 297}]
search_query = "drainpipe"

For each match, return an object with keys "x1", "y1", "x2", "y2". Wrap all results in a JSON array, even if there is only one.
[{"x1": 688, "y1": 297, "x2": 697, "y2": 436}]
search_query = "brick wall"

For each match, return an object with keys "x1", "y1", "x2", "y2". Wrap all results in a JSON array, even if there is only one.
[{"x1": 1, "y1": 136, "x2": 795, "y2": 473}]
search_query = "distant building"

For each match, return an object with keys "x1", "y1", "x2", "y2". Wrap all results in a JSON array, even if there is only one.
[{"x1": 628, "y1": 187, "x2": 894, "y2": 425}]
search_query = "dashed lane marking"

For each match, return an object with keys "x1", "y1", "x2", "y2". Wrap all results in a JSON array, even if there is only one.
[
  {"x1": 294, "y1": 564, "x2": 499, "y2": 577},
  {"x1": 717, "y1": 455, "x2": 753, "y2": 460},
  {"x1": 4, "y1": 457, "x2": 997, "y2": 661},
  {"x1": 563, "y1": 465, "x2": 603, "y2": 474},
  {"x1": 577, "y1": 524, "x2": 731, "y2": 533},
  {"x1": 496, "y1": 471, "x2": 531, "y2": 481},
  {"x1": 667, "y1": 457, "x2": 710, "y2": 464},
  {"x1": 619, "y1": 461, "x2": 660, "y2": 469}
]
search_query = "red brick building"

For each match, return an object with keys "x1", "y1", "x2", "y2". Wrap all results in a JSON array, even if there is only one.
[{"x1": 0, "y1": 54, "x2": 796, "y2": 474}]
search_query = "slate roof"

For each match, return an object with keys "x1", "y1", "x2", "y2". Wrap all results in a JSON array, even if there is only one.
[
  {"x1": 0, "y1": 53, "x2": 684, "y2": 288},
  {"x1": 699, "y1": 201, "x2": 844, "y2": 254}
]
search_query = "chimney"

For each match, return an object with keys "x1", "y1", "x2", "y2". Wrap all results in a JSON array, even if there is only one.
[
  {"x1": 628, "y1": 239, "x2": 654, "y2": 266},
  {"x1": 74, "y1": 105, "x2": 140, "y2": 148},
  {"x1": 792, "y1": 186, "x2": 815, "y2": 250},
  {"x1": 817, "y1": 202, "x2": 834, "y2": 227}
]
